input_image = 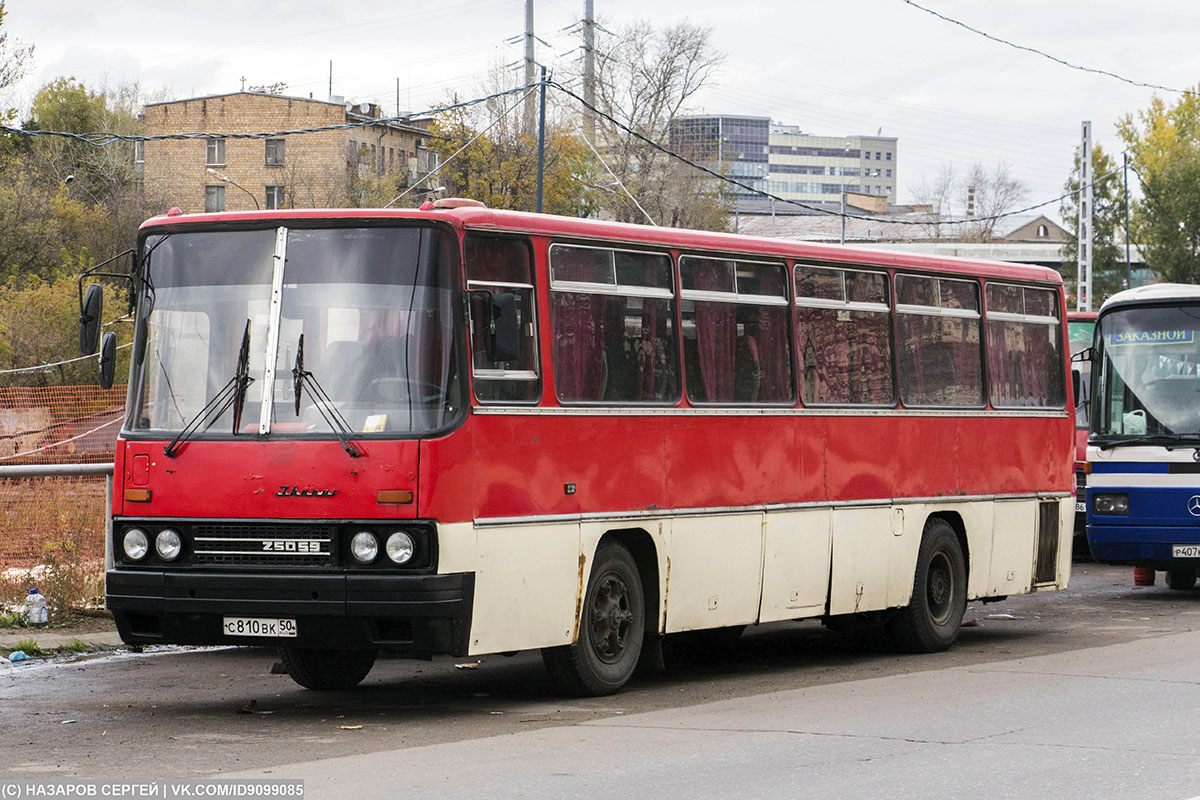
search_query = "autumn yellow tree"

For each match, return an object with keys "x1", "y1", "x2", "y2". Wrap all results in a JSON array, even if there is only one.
[{"x1": 1118, "y1": 87, "x2": 1200, "y2": 283}]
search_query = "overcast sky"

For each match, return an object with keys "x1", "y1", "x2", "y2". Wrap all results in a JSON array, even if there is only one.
[{"x1": 6, "y1": 0, "x2": 1199, "y2": 216}]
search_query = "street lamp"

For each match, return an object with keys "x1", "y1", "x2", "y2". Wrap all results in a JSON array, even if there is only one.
[
  {"x1": 206, "y1": 167, "x2": 260, "y2": 210},
  {"x1": 411, "y1": 185, "x2": 446, "y2": 206}
]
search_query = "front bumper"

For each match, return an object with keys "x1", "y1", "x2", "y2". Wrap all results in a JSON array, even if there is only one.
[
  {"x1": 107, "y1": 569, "x2": 474, "y2": 655},
  {"x1": 1086, "y1": 525, "x2": 1200, "y2": 567}
]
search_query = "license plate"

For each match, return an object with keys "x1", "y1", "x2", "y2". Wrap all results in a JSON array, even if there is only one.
[
  {"x1": 1075, "y1": 501, "x2": 1086, "y2": 514},
  {"x1": 222, "y1": 616, "x2": 297, "y2": 638},
  {"x1": 1172, "y1": 545, "x2": 1200, "y2": 559}
]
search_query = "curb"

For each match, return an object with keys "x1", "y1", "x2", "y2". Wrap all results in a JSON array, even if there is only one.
[{"x1": 0, "y1": 630, "x2": 124, "y2": 652}]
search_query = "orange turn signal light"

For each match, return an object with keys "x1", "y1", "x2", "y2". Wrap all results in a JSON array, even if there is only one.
[
  {"x1": 124, "y1": 488, "x2": 152, "y2": 502},
  {"x1": 377, "y1": 490, "x2": 414, "y2": 505}
]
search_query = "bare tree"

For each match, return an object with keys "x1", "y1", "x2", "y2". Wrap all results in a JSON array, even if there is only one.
[
  {"x1": 910, "y1": 165, "x2": 956, "y2": 239},
  {"x1": 0, "y1": 1, "x2": 33, "y2": 124},
  {"x1": 588, "y1": 20, "x2": 728, "y2": 229},
  {"x1": 908, "y1": 161, "x2": 1027, "y2": 241},
  {"x1": 967, "y1": 161, "x2": 1027, "y2": 241}
]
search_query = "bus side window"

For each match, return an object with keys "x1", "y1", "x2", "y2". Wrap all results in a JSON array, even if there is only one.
[
  {"x1": 985, "y1": 284, "x2": 1065, "y2": 409},
  {"x1": 794, "y1": 264, "x2": 893, "y2": 406},
  {"x1": 679, "y1": 255, "x2": 793, "y2": 405},
  {"x1": 549, "y1": 244, "x2": 679, "y2": 404},
  {"x1": 465, "y1": 235, "x2": 541, "y2": 404},
  {"x1": 896, "y1": 275, "x2": 984, "y2": 407}
]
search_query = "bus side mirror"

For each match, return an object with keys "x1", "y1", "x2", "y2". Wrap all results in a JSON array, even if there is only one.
[
  {"x1": 479, "y1": 291, "x2": 520, "y2": 363},
  {"x1": 1072, "y1": 369, "x2": 1081, "y2": 404},
  {"x1": 79, "y1": 283, "x2": 103, "y2": 355},
  {"x1": 1070, "y1": 347, "x2": 1093, "y2": 363},
  {"x1": 98, "y1": 332, "x2": 117, "y2": 389}
]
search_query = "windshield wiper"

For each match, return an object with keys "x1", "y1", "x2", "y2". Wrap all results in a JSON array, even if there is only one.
[
  {"x1": 164, "y1": 320, "x2": 255, "y2": 457},
  {"x1": 1097, "y1": 433, "x2": 1200, "y2": 451},
  {"x1": 291, "y1": 334, "x2": 361, "y2": 457}
]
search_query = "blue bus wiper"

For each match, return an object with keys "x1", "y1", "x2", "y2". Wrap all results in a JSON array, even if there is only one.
[
  {"x1": 1097, "y1": 433, "x2": 1200, "y2": 451},
  {"x1": 164, "y1": 320, "x2": 255, "y2": 457}
]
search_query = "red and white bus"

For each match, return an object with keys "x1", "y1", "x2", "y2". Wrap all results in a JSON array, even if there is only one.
[
  {"x1": 1068, "y1": 311, "x2": 1098, "y2": 539},
  {"x1": 94, "y1": 201, "x2": 1074, "y2": 695}
]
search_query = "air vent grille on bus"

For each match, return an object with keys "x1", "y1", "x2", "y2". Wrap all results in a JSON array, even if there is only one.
[
  {"x1": 1034, "y1": 501, "x2": 1060, "y2": 585},
  {"x1": 192, "y1": 523, "x2": 337, "y2": 568}
]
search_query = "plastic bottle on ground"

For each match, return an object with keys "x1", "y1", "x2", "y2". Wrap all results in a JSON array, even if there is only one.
[{"x1": 23, "y1": 587, "x2": 48, "y2": 627}]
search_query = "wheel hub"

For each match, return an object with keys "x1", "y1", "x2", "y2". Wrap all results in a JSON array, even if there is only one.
[{"x1": 590, "y1": 573, "x2": 633, "y2": 664}]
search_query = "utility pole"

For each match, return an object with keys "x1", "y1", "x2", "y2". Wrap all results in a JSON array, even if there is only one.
[
  {"x1": 524, "y1": 0, "x2": 536, "y2": 136},
  {"x1": 1124, "y1": 151, "x2": 1132, "y2": 290},
  {"x1": 537, "y1": 66, "x2": 547, "y2": 213},
  {"x1": 1078, "y1": 121, "x2": 1093, "y2": 311},
  {"x1": 583, "y1": 0, "x2": 596, "y2": 139}
]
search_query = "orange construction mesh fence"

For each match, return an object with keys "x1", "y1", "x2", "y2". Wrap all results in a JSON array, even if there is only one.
[{"x1": 0, "y1": 385, "x2": 124, "y2": 614}]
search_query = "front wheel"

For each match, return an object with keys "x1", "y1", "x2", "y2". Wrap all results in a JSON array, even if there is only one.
[
  {"x1": 542, "y1": 542, "x2": 645, "y2": 696},
  {"x1": 886, "y1": 518, "x2": 967, "y2": 653},
  {"x1": 278, "y1": 647, "x2": 377, "y2": 690},
  {"x1": 1166, "y1": 566, "x2": 1197, "y2": 591}
]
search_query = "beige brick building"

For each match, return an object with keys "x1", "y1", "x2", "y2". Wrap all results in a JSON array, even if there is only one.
[{"x1": 141, "y1": 91, "x2": 440, "y2": 213}]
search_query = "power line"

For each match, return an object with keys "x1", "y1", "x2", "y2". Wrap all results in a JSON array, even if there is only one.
[
  {"x1": 899, "y1": 0, "x2": 1196, "y2": 97},
  {"x1": 383, "y1": 86, "x2": 537, "y2": 208},
  {"x1": 548, "y1": 79, "x2": 1122, "y2": 228},
  {"x1": 0, "y1": 84, "x2": 538, "y2": 146},
  {"x1": 0, "y1": 76, "x2": 1123, "y2": 229},
  {"x1": 0, "y1": 343, "x2": 132, "y2": 375}
]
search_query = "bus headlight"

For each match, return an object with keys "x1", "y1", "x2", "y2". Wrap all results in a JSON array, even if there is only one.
[
  {"x1": 1094, "y1": 493, "x2": 1129, "y2": 515},
  {"x1": 351, "y1": 531, "x2": 379, "y2": 563},
  {"x1": 385, "y1": 531, "x2": 415, "y2": 564},
  {"x1": 122, "y1": 528, "x2": 149, "y2": 561},
  {"x1": 156, "y1": 529, "x2": 182, "y2": 561}
]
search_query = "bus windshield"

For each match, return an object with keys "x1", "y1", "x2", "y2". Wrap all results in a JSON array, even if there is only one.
[
  {"x1": 133, "y1": 225, "x2": 461, "y2": 438},
  {"x1": 1094, "y1": 304, "x2": 1200, "y2": 439}
]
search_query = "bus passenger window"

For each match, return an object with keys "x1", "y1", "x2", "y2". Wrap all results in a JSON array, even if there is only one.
[
  {"x1": 794, "y1": 265, "x2": 893, "y2": 405},
  {"x1": 985, "y1": 284, "x2": 1065, "y2": 408},
  {"x1": 549, "y1": 244, "x2": 679, "y2": 404},
  {"x1": 465, "y1": 235, "x2": 540, "y2": 404},
  {"x1": 896, "y1": 275, "x2": 984, "y2": 407},
  {"x1": 680, "y1": 255, "x2": 793, "y2": 405}
]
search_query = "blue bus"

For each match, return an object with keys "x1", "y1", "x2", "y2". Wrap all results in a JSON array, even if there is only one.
[{"x1": 1086, "y1": 284, "x2": 1200, "y2": 589}]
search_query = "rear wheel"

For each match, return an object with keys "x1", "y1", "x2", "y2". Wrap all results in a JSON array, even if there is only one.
[
  {"x1": 542, "y1": 542, "x2": 645, "y2": 696},
  {"x1": 278, "y1": 647, "x2": 377, "y2": 690},
  {"x1": 1166, "y1": 566, "x2": 1197, "y2": 591},
  {"x1": 886, "y1": 518, "x2": 967, "y2": 653}
]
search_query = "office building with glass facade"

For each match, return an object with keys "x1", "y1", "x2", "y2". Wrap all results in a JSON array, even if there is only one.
[{"x1": 670, "y1": 115, "x2": 898, "y2": 212}]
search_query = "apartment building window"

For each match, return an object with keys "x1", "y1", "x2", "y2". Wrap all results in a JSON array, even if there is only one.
[
  {"x1": 205, "y1": 184, "x2": 225, "y2": 212},
  {"x1": 265, "y1": 138, "x2": 285, "y2": 166},
  {"x1": 886, "y1": 152, "x2": 893, "y2": 161},
  {"x1": 265, "y1": 185, "x2": 285, "y2": 210},
  {"x1": 206, "y1": 138, "x2": 225, "y2": 167}
]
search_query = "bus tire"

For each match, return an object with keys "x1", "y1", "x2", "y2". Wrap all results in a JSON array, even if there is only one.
[
  {"x1": 887, "y1": 518, "x2": 966, "y2": 653},
  {"x1": 1166, "y1": 566, "x2": 1197, "y2": 591},
  {"x1": 542, "y1": 542, "x2": 645, "y2": 696},
  {"x1": 279, "y1": 647, "x2": 377, "y2": 690}
]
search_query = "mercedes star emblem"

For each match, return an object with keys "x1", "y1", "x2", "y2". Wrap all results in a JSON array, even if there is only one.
[{"x1": 1189, "y1": 496, "x2": 1200, "y2": 517}]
